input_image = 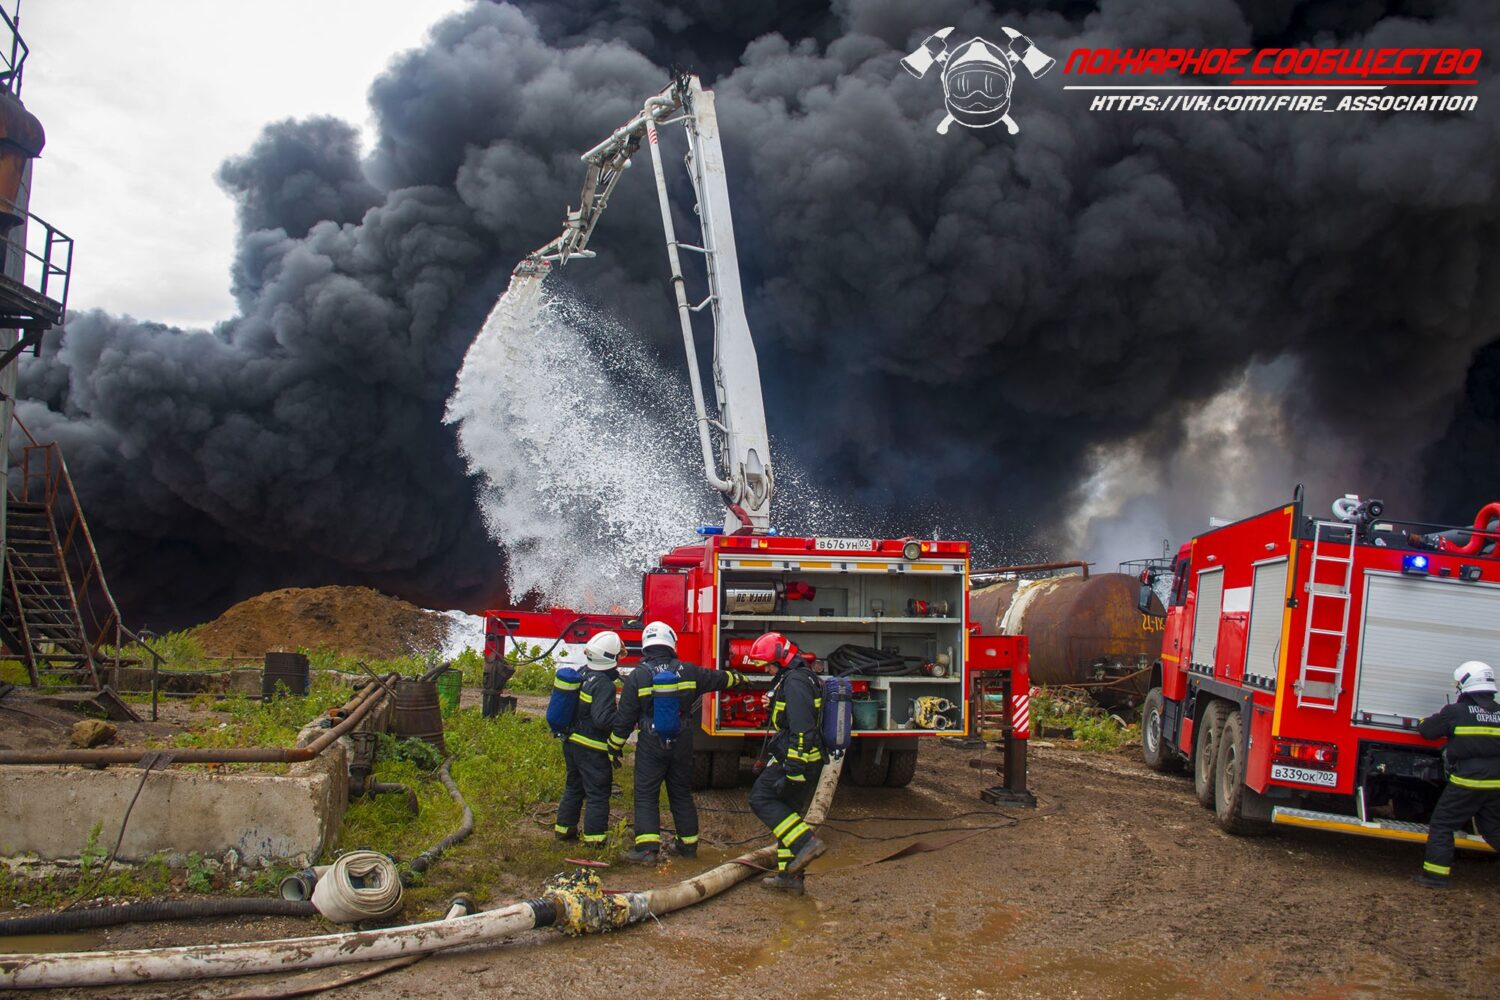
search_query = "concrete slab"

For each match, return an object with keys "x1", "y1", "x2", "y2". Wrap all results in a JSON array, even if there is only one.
[{"x1": 0, "y1": 698, "x2": 390, "y2": 864}]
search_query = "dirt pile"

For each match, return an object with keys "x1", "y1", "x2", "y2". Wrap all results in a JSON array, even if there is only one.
[{"x1": 192, "y1": 586, "x2": 451, "y2": 659}]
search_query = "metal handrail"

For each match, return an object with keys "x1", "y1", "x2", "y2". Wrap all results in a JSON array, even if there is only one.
[
  {"x1": 0, "y1": 2, "x2": 27, "y2": 97},
  {"x1": 0, "y1": 195, "x2": 73, "y2": 319}
]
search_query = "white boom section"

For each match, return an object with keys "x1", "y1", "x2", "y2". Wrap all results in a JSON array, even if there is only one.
[{"x1": 519, "y1": 75, "x2": 775, "y2": 533}]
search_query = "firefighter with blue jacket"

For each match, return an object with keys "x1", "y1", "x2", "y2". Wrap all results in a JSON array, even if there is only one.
[
  {"x1": 554, "y1": 632, "x2": 624, "y2": 847},
  {"x1": 1414, "y1": 660, "x2": 1500, "y2": 888},
  {"x1": 746, "y1": 631, "x2": 828, "y2": 893},
  {"x1": 609, "y1": 621, "x2": 747, "y2": 864}
]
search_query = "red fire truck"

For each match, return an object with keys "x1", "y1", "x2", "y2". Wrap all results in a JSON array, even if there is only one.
[
  {"x1": 476, "y1": 75, "x2": 1031, "y2": 795},
  {"x1": 1141, "y1": 488, "x2": 1500, "y2": 853},
  {"x1": 485, "y1": 536, "x2": 1031, "y2": 790}
]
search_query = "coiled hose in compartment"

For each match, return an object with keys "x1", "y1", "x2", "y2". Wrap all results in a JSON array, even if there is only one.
[{"x1": 826, "y1": 644, "x2": 920, "y2": 677}]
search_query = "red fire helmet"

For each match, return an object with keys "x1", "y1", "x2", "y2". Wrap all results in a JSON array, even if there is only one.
[{"x1": 747, "y1": 631, "x2": 800, "y2": 669}]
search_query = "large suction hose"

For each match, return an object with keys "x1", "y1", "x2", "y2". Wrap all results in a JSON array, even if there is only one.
[
  {"x1": 0, "y1": 756, "x2": 845, "y2": 990},
  {"x1": 0, "y1": 899, "x2": 316, "y2": 937}
]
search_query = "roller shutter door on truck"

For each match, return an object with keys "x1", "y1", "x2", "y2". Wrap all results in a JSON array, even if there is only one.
[
  {"x1": 1354, "y1": 572, "x2": 1500, "y2": 727},
  {"x1": 1244, "y1": 558, "x2": 1288, "y2": 687},
  {"x1": 1191, "y1": 567, "x2": 1223, "y2": 671}
]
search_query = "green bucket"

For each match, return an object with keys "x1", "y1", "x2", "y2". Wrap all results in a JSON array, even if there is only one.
[
  {"x1": 852, "y1": 697, "x2": 880, "y2": 730},
  {"x1": 434, "y1": 669, "x2": 462, "y2": 716}
]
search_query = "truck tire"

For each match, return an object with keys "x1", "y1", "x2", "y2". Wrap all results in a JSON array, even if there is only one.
[
  {"x1": 691, "y1": 750, "x2": 712, "y2": 791},
  {"x1": 1194, "y1": 700, "x2": 1229, "y2": 808},
  {"x1": 710, "y1": 750, "x2": 740, "y2": 789},
  {"x1": 1214, "y1": 710, "x2": 1272, "y2": 836},
  {"x1": 883, "y1": 747, "x2": 919, "y2": 787},
  {"x1": 1140, "y1": 688, "x2": 1180, "y2": 773},
  {"x1": 845, "y1": 740, "x2": 891, "y2": 786}
]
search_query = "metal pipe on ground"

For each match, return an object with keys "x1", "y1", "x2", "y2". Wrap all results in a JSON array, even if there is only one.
[
  {"x1": 0, "y1": 756, "x2": 845, "y2": 989},
  {"x1": 0, "y1": 673, "x2": 399, "y2": 767}
]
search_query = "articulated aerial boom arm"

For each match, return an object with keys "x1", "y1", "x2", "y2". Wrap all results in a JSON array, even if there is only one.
[{"x1": 521, "y1": 75, "x2": 775, "y2": 533}]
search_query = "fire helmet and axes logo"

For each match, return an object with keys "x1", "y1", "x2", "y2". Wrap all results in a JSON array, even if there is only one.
[{"x1": 901, "y1": 27, "x2": 1057, "y2": 135}]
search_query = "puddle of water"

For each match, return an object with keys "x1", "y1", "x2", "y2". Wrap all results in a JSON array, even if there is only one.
[{"x1": 1, "y1": 931, "x2": 102, "y2": 954}]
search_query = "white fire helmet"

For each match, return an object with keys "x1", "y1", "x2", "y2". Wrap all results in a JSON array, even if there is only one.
[
  {"x1": 1454, "y1": 661, "x2": 1497, "y2": 695},
  {"x1": 641, "y1": 621, "x2": 678, "y2": 654},
  {"x1": 941, "y1": 37, "x2": 1016, "y2": 131},
  {"x1": 584, "y1": 631, "x2": 624, "y2": 671}
]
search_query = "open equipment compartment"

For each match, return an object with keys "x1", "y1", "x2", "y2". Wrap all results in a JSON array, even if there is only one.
[{"x1": 713, "y1": 550, "x2": 969, "y2": 735}]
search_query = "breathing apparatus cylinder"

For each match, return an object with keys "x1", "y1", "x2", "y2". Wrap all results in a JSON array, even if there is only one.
[
  {"x1": 545, "y1": 666, "x2": 583, "y2": 737},
  {"x1": 821, "y1": 676, "x2": 854, "y2": 753},
  {"x1": 652, "y1": 663, "x2": 684, "y2": 745}
]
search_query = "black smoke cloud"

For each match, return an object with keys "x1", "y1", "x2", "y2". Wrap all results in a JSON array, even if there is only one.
[{"x1": 18, "y1": 0, "x2": 1500, "y2": 624}]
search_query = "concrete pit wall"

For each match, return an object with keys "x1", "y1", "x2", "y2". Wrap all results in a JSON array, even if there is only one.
[{"x1": 0, "y1": 698, "x2": 391, "y2": 865}]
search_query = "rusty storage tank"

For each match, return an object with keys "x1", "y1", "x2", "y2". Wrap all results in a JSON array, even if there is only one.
[
  {"x1": 971, "y1": 568, "x2": 1165, "y2": 705},
  {"x1": 392, "y1": 677, "x2": 446, "y2": 751}
]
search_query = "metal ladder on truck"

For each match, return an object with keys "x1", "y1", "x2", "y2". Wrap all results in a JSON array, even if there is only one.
[{"x1": 1295, "y1": 520, "x2": 1356, "y2": 710}]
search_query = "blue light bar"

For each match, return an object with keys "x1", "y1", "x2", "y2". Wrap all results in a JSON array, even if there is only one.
[
  {"x1": 1402, "y1": 553, "x2": 1430, "y2": 575},
  {"x1": 696, "y1": 525, "x2": 724, "y2": 536}
]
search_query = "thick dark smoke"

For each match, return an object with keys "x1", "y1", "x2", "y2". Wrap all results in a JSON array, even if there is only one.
[{"x1": 17, "y1": 0, "x2": 1500, "y2": 624}]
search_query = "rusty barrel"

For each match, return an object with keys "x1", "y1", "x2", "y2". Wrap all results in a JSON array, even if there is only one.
[
  {"x1": 262, "y1": 652, "x2": 310, "y2": 701},
  {"x1": 971, "y1": 572, "x2": 1165, "y2": 703},
  {"x1": 392, "y1": 678, "x2": 446, "y2": 750}
]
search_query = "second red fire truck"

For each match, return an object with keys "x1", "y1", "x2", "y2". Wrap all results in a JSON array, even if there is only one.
[{"x1": 1142, "y1": 488, "x2": 1500, "y2": 852}]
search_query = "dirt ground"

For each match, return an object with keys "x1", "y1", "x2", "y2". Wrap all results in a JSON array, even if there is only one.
[
  {"x1": 192, "y1": 586, "x2": 450, "y2": 660},
  {"x1": 11, "y1": 739, "x2": 1498, "y2": 999}
]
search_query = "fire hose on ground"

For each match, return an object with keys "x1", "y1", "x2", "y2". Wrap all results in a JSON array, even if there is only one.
[{"x1": 0, "y1": 756, "x2": 846, "y2": 990}]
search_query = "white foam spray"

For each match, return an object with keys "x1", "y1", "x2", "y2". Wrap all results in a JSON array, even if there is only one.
[{"x1": 445, "y1": 273, "x2": 714, "y2": 608}]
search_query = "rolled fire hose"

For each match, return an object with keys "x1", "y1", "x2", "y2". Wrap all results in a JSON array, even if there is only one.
[
  {"x1": 307, "y1": 850, "x2": 403, "y2": 925},
  {"x1": 0, "y1": 756, "x2": 845, "y2": 989}
]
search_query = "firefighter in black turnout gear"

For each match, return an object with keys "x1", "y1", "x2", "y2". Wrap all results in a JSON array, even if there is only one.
[
  {"x1": 609, "y1": 621, "x2": 747, "y2": 863},
  {"x1": 554, "y1": 632, "x2": 625, "y2": 846},
  {"x1": 747, "y1": 631, "x2": 829, "y2": 893},
  {"x1": 1415, "y1": 660, "x2": 1500, "y2": 888}
]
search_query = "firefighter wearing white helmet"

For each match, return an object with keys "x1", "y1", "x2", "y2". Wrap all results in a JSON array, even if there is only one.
[
  {"x1": 554, "y1": 631, "x2": 625, "y2": 847},
  {"x1": 609, "y1": 620, "x2": 749, "y2": 863},
  {"x1": 1414, "y1": 660, "x2": 1500, "y2": 887}
]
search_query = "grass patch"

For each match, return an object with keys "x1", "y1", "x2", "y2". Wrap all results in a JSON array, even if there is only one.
[
  {"x1": 1031, "y1": 687, "x2": 1138, "y2": 752},
  {"x1": 341, "y1": 706, "x2": 633, "y2": 913}
]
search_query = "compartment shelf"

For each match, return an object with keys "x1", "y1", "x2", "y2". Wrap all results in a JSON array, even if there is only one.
[{"x1": 720, "y1": 615, "x2": 961, "y2": 626}]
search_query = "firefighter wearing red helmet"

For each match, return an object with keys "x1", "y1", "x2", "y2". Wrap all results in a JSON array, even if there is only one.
[
  {"x1": 746, "y1": 631, "x2": 828, "y2": 893},
  {"x1": 1414, "y1": 661, "x2": 1500, "y2": 888}
]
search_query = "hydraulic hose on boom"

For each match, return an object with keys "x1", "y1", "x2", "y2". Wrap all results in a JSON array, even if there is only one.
[{"x1": 519, "y1": 74, "x2": 775, "y2": 533}]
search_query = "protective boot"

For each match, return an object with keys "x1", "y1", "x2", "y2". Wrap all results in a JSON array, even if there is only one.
[
  {"x1": 555, "y1": 828, "x2": 578, "y2": 842},
  {"x1": 622, "y1": 845, "x2": 659, "y2": 865},
  {"x1": 783, "y1": 836, "x2": 826, "y2": 876},
  {"x1": 669, "y1": 839, "x2": 697, "y2": 859},
  {"x1": 761, "y1": 873, "x2": 805, "y2": 894},
  {"x1": 1413, "y1": 872, "x2": 1450, "y2": 889}
]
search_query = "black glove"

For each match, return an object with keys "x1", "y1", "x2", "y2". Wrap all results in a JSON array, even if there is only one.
[{"x1": 608, "y1": 747, "x2": 623, "y2": 769}]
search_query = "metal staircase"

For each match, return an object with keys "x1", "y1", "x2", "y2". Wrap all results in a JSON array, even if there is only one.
[{"x1": 2, "y1": 415, "x2": 131, "y2": 689}]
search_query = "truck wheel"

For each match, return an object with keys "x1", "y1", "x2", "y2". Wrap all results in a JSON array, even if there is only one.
[
  {"x1": 845, "y1": 741, "x2": 891, "y2": 786},
  {"x1": 1214, "y1": 710, "x2": 1272, "y2": 836},
  {"x1": 1140, "y1": 688, "x2": 1180, "y2": 773},
  {"x1": 710, "y1": 750, "x2": 740, "y2": 788},
  {"x1": 690, "y1": 750, "x2": 712, "y2": 791},
  {"x1": 1194, "y1": 700, "x2": 1229, "y2": 808},
  {"x1": 884, "y1": 747, "x2": 919, "y2": 787}
]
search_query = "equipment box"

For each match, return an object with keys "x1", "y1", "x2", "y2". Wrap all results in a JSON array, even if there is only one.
[{"x1": 711, "y1": 550, "x2": 968, "y2": 735}]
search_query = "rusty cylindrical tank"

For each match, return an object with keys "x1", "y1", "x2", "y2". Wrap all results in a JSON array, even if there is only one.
[
  {"x1": 0, "y1": 88, "x2": 43, "y2": 229},
  {"x1": 392, "y1": 678, "x2": 447, "y2": 751},
  {"x1": 971, "y1": 573, "x2": 1165, "y2": 704}
]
